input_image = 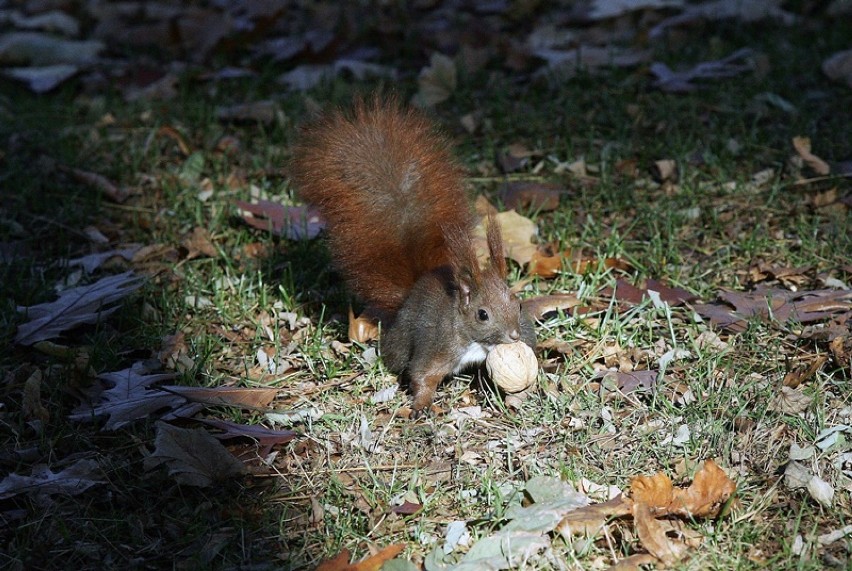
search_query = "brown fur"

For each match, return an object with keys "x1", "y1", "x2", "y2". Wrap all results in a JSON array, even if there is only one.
[{"x1": 292, "y1": 100, "x2": 475, "y2": 314}]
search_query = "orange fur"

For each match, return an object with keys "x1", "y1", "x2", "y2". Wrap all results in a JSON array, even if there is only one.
[{"x1": 292, "y1": 100, "x2": 476, "y2": 313}]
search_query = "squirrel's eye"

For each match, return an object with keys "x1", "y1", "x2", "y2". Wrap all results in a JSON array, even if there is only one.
[{"x1": 477, "y1": 309, "x2": 489, "y2": 321}]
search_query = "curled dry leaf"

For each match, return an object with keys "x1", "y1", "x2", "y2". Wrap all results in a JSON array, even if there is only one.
[
  {"x1": 555, "y1": 495, "x2": 632, "y2": 539},
  {"x1": 522, "y1": 294, "x2": 581, "y2": 320},
  {"x1": 348, "y1": 306, "x2": 380, "y2": 343},
  {"x1": 633, "y1": 501, "x2": 691, "y2": 566},
  {"x1": 630, "y1": 459, "x2": 736, "y2": 518},
  {"x1": 315, "y1": 544, "x2": 405, "y2": 571},
  {"x1": 792, "y1": 136, "x2": 831, "y2": 176}
]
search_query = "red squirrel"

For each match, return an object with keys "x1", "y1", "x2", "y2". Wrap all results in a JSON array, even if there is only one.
[{"x1": 292, "y1": 100, "x2": 535, "y2": 413}]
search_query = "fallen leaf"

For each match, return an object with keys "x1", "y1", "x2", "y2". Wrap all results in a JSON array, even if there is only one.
[
  {"x1": 182, "y1": 226, "x2": 218, "y2": 259},
  {"x1": 413, "y1": 52, "x2": 456, "y2": 107},
  {"x1": 69, "y1": 362, "x2": 202, "y2": 430},
  {"x1": 197, "y1": 418, "x2": 297, "y2": 457},
  {"x1": 160, "y1": 386, "x2": 278, "y2": 409},
  {"x1": 490, "y1": 210, "x2": 538, "y2": 266},
  {"x1": 783, "y1": 355, "x2": 828, "y2": 388},
  {"x1": 216, "y1": 100, "x2": 279, "y2": 123},
  {"x1": 631, "y1": 460, "x2": 736, "y2": 518},
  {"x1": 807, "y1": 475, "x2": 834, "y2": 507},
  {"x1": 769, "y1": 385, "x2": 813, "y2": 414},
  {"x1": 316, "y1": 544, "x2": 406, "y2": 571},
  {"x1": 522, "y1": 294, "x2": 581, "y2": 320},
  {"x1": 62, "y1": 166, "x2": 132, "y2": 202},
  {"x1": 0, "y1": 459, "x2": 103, "y2": 499},
  {"x1": 236, "y1": 200, "x2": 324, "y2": 240},
  {"x1": 792, "y1": 136, "x2": 831, "y2": 176},
  {"x1": 144, "y1": 422, "x2": 247, "y2": 487},
  {"x1": 500, "y1": 182, "x2": 563, "y2": 212},
  {"x1": 822, "y1": 49, "x2": 852, "y2": 88},
  {"x1": 0, "y1": 32, "x2": 104, "y2": 65},
  {"x1": 67, "y1": 246, "x2": 142, "y2": 273},
  {"x1": 634, "y1": 501, "x2": 690, "y2": 566},
  {"x1": 4, "y1": 64, "x2": 78, "y2": 92},
  {"x1": 650, "y1": 48, "x2": 755, "y2": 92},
  {"x1": 348, "y1": 307, "x2": 380, "y2": 343},
  {"x1": 555, "y1": 495, "x2": 632, "y2": 539},
  {"x1": 16, "y1": 271, "x2": 144, "y2": 345},
  {"x1": 22, "y1": 368, "x2": 50, "y2": 424}
]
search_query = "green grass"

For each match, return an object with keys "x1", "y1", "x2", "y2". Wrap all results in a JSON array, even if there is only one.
[{"x1": 1, "y1": 11, "x2": 851, "y2": 571}]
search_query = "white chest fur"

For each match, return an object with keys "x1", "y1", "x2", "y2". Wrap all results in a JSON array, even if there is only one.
[{"x1": 454, "y1": 342, "x2": 490, "y2": 373}]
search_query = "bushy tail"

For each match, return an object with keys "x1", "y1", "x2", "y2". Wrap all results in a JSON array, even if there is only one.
[{"x1": 291, "y1": 100, "x2": 476, "y2": 314}]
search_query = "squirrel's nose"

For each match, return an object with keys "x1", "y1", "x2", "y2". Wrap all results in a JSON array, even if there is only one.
[{"x1": 509, "y1": 330, "x2": 520, "y2": 341}]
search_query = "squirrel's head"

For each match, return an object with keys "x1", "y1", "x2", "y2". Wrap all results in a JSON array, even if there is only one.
[{"x1": 453, "y1": 216, "x2": 523, "y2": 347}]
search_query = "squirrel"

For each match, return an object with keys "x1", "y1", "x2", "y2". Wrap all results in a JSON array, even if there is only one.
[{"x1": 292, "y1": 99, "x2": 536, "y2": 414}]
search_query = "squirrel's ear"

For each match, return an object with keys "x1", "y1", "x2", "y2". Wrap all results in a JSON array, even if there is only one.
[
  {"x1": 485, "y1": 214, "x2": 507, "y2": 278},
  {"x1": 458, "y1": 278, "x2": 472, "y2": 309}
]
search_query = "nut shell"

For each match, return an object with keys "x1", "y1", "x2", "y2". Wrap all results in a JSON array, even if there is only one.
[{"x1": 486, "y1": 342, "x2": 538, "y2": 393}]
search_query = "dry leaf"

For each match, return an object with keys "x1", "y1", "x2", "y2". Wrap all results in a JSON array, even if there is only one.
[
  {"x1": 769, "y1": 385, "x2": 813, "y2": 414},
  {"x1": 631, "y1": 460, "x2": 736, "y2": 518},
  {"x1": 182, "y1": 226, "x2": 218, "y2": 259},
  {"x1": 349, "y1": 307, "x2": 380, "y2": 343},
  {"x1": 198, "y1": 418, "x2": 297, "y2": 457},
  {"x1": 236, "y1": 200, "x2": 324, "y2": 240},
  {"x1": 792, "y1": 136, "x2": 830, "y2": 176},
  {"x1": 69, "y1": 362, "x2": 202, "y2": 430},
  {"x1": 522, "y1": 294, "x2": 581, "y2": 320},
  {"x1": 822, "y1": 49, "x2": 852, "y2": 88},
  {"x1": 316, "y1": 544, "x2": 406, "y2": 571},
  {"x1": 500, "y1": 182, "x2": 563, "y2": 212},
  {"x1": 63, "y1": 166, "x2": 132, "y2": 203},
  {"x1": 413, "y1": 52, "x2": 456, "y2": 107},
  {"x1": 144, "y1": 422, "x2": 247, "y2": 487},
  {"x1": 16, "y1": 271, "x2": 144, "y2": 346},
  {"x1": 0, "y1": 458, "x2": 103, "y2": 500},
  {"x1": 22, "y1": 368, "x2": 50, "y2": 424},
  {"x1": 160, "y1": 386, "x2": 278, "y2": 409},
  {"x1": 633, "y1": 502, "x2": 690, "y2": 566},
  {"x1": 555, "y1": 495, "x2": 632, "y2": 539}
]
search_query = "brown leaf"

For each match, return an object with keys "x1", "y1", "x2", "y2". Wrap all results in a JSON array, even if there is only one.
[
  {"x1": 473, "y1": 210, "x2": 538, "y2": 266},
  {"x1": 500, "y1": 181, "x2": 563, "y2": 212},
  {"x1": 182, "y1": 226, "x2": 217, "y2": 259},
  {"x1": 633, "y1": 501, "x2": 690, "y2": 566},
  {"x1": 630, "y1": 460, "x2": 736, "y2": 519},
  {"x1": 23, "y1": 368, "x2": 50, "y2": 424},
  {"x1": 349, "y1": 307, "x2": 380, "y2": 343},
  {"x1": 198, "y1": 418, "x2": 297, "y2": 456},
  {"x1": 609, "y1": 553, "x2": 659, "y2": 570},
  {"x1": 160, "y1": 386, "x2": 278, "y2": 409},
  {"x1": 156, "y1": 125, "x2": 192, "y2": 156},
  {"x1": 783, "y1": 355, "x2": 828, "y2": 388},
  {"x1": 630, "y1": 472, "x2": 676, "y2": 510},
  {"x1": 792, "y1": 136, "x2": 830, "y2": 176},
  {"x1": 236, "y1": 200, "x2": 324, "y2": 240},
  {"x1": 144, "y1": 422, "x2": 247, "y2": 487},
  {"x1": 390, "y1": 501, "x2": 422, "y2": 515},
  {"x1": 63, "y1": 166, "x2": 132, "y2": 203},
  {"x1": 316, "y1": 544, "x2": 406, "y2": 571},
  {"x1": 522, "y1": 294, "x2": 581, "y2": 320},
  {"x1": 528, "y1": 247, "x2": 563, "y2": 278},
  {"x1": 555, "y1": 495, "x2": 632, "y2": 539}
]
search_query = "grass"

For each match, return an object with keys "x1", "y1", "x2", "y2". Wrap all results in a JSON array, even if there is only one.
[{"x1": 1, "y1": 10, "x2": 851, "y2": 571}]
